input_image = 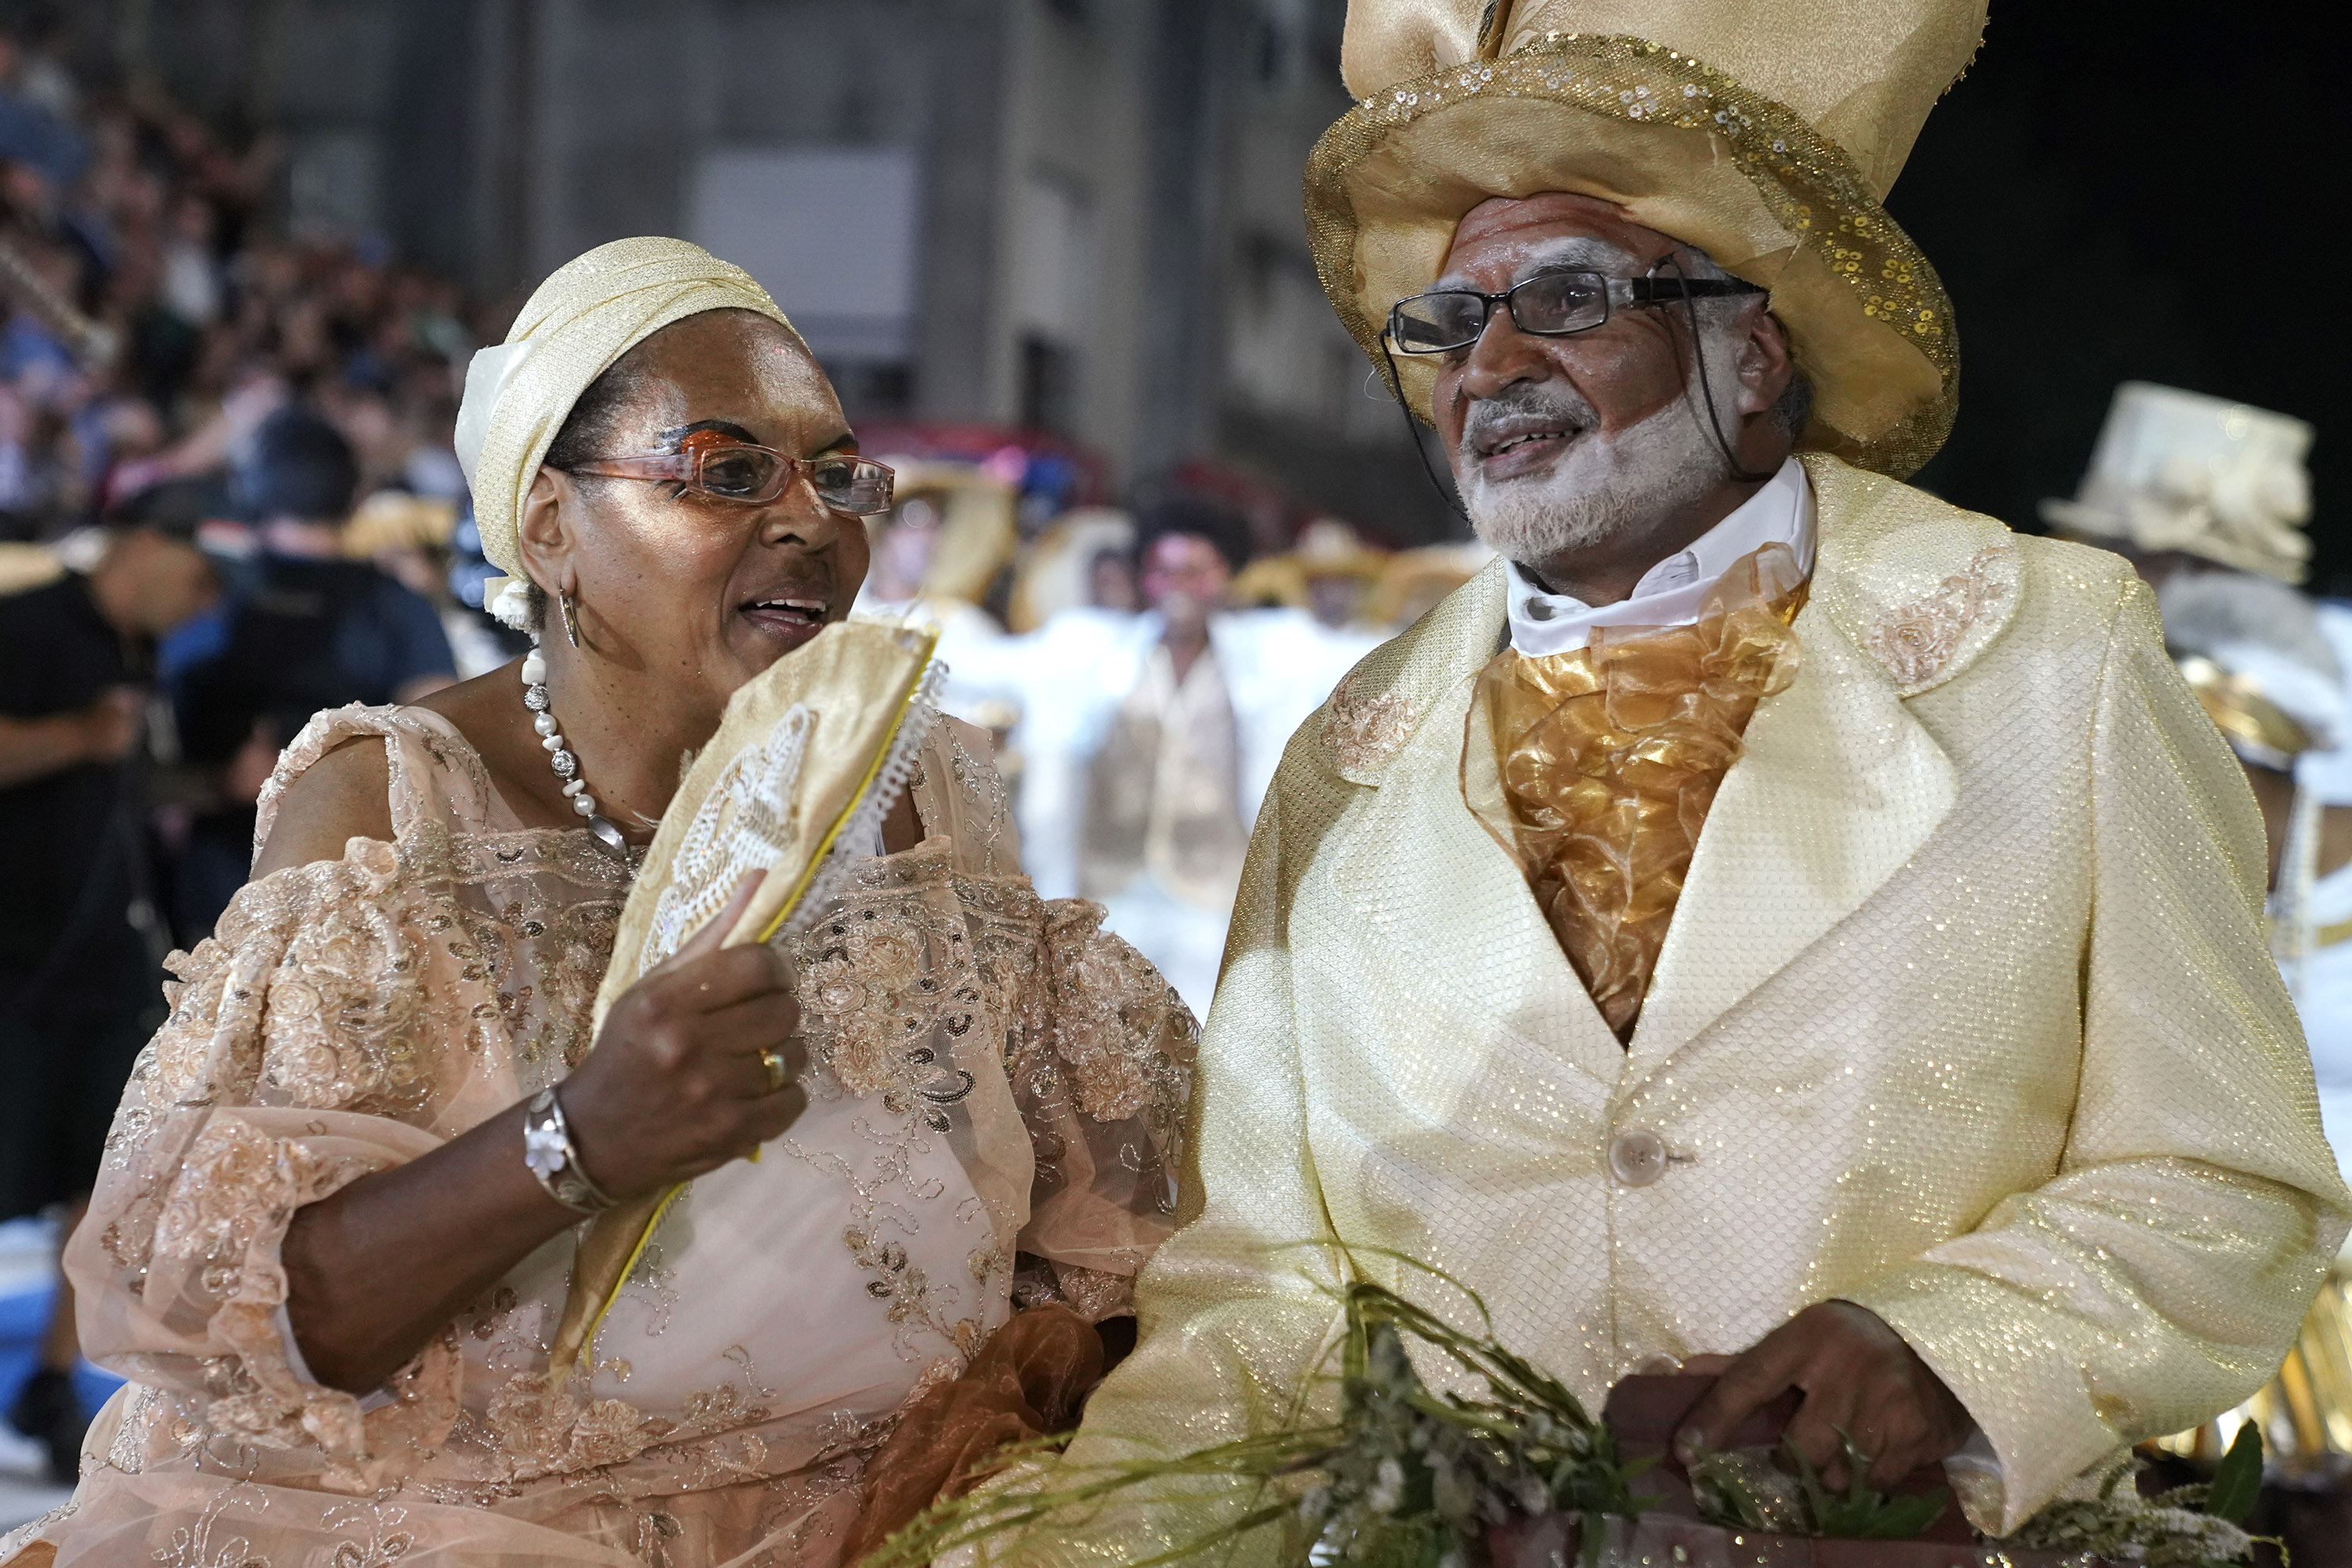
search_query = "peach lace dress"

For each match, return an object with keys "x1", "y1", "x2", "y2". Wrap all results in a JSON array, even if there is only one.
[{"x1": 3, "y1": 703, "x2": 1194, "y2": 1568}]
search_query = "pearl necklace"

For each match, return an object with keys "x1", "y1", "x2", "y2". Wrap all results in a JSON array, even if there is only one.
[{"x1": 521, "y1": 646, "x2": 630, "y2": 856}]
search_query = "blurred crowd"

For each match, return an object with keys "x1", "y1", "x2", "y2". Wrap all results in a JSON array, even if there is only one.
[
  {"x1": 0, "y1": 10, "x2": 505, "y2": 946},
  {"x1": 0, "y1": 15, "x2": 500, "y2": 1485},
  {"x1": 0, "y1": 14, "x2": 1490, "y2": 1485},
  {"x1": 0, "y1": 8, "x2": 1491, "y2": 956}
]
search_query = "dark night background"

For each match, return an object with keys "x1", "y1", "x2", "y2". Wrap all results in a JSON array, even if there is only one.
[{"x1": 1892, "y1": 2, "x2": 2350, "y2": 587}]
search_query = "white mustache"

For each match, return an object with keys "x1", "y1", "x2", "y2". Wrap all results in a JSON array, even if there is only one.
[{"x1": 1458, "y1": 383, "x2": 1602, "y2": 460}]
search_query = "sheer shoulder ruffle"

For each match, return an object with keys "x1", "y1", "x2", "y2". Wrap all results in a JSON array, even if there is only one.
[
  {"x1": 907, "y1": 721, "x2": 1195, "y2": 1318},
  {"x1": 913, "y1": 717, "x2": 1025, "y2": 877},
  {"x1": 256, "y1": 702, "x2": 507, "y2": 857},
  {"x1": 67, "y1": 704, "x2": 628, "y2": 1497},
  {"x1": 956, "y1": 867, "x2": 1195, "y2": 1320}
]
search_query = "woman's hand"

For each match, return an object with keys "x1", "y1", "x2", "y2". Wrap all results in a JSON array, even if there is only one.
[
  {"x1": 559, "y1": 875, "x2": 811, "y2": 1198},
  {"x1": 282, "y1": 875, "x2": 808, "y2": 1393}
]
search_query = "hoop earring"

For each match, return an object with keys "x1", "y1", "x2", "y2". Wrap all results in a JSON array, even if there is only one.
[{"x1": 559, "y1": 590, "x2": 583, "y2": 651}]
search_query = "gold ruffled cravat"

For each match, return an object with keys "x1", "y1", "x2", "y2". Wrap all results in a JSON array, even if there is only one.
[{"x1": 1477, "y1": 543, "x2": 1806, "y2": 1038}]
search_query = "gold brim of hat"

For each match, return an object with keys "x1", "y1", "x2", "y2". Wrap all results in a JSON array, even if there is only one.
[
  {"x1": 1305, "y1": 33, "x2": 1957, "y2": 480},
  {"x1": 2176, "y1": 654, "x2": 2314, "y2": 771},
  {"x1": 341, "y1": 492, "x2": 461, "y2": 558},
  {"x1": 877, "y1": 462, "x2": 1019, "y2": 606},
  {"x1": 1364, "y1": 543, "x2": 1492, "y2": 628},
  {"x1": 1233, "y1": 549, "x2": 1389, "y2": 611},
  {"x1": 1230, "y1": 555, "x2": 1311, "y2": 608}
]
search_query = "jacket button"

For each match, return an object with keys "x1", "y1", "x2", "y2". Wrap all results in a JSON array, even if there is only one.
[{"x1": 1608, "y1": 1127, "x2": 1668, "y2": 1187}]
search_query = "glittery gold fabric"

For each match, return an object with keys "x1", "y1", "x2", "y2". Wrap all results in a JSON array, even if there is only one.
[
  {"x1": 1474, "y1": 546, "x2": 1806, "y2": 1037},
  {"x1": 452, "y1": 237, "x2": 798, "y2": 578},
  {"x1": 2154, "y1": 1261, "x2": 2352, "y2": 1466},
  {"x1": 1305, "y1": 1, "x2": 1984, "y2": 477},
  {"x1": 1029, "y1": 455, "x2": 2351, "y2": 1555}
]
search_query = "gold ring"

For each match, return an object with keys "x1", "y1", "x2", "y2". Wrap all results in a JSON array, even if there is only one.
[{"x1": 760, "y1": 1049, "x2": 788, "y2": 1093}]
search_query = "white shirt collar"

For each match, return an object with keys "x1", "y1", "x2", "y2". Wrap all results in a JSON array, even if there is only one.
[{"x1": 1503, "y1": 456, "x2": 1817, "y2": 656}]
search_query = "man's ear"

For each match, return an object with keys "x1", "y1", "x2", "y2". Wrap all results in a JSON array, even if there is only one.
[
  {"x1": 515, "y1": 467, "x2": 576, "y2": 596},
  {"x1": 1730, "y1": 303, "x2": 1796, "y2": 419}
]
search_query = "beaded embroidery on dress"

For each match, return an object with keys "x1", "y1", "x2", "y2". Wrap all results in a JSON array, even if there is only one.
[{"x1": 638, "y1": 704, "x2": 817, "y2": 974}]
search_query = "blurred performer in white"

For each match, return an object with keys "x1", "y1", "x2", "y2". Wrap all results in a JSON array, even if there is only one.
[
  {"x1": 853, "y1": 462, "x2": 1019, "y2": 724},
  {"x1": 2045, "y1": 385, "x2": 2351, "y2": 1129},
  {"x1": 1007, "y1": 507, "x2": 1139, "y2": 631},
  {"x1": 976, "y1": 499, "x2": 1381, "y2": 1012},
  {"x1": 1229, "y1": 518, "x2": 1388, "y2": 630},
  {"x1": 2053, "y1": 388, "x2": 2352, "y2": 1537}
]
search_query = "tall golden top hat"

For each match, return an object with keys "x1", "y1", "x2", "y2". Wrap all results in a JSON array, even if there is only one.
[{"x1": 1305, "y1": 0, "x2": 1987, "y2": 479}]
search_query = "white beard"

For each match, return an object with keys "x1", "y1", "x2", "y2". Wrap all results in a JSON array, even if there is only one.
[{"x1": 1458, "y1": 391, "x2": 1731, "y2": 569}]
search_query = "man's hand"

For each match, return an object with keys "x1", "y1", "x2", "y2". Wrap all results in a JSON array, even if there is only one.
[
  {"x1": 79, "y1": 688, "x2": 144, "y2": 764},
  {"x1": 0, "y1": 688, "x2": 143, "y2": 789},
  {"x1": 1673, "y1": 1301, "x2": 1973, "y2": 1490}
]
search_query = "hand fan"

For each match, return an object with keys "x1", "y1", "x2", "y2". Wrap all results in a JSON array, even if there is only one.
[{"x1": 548, "y1": 617, "x2": 942, "y2": 1385}]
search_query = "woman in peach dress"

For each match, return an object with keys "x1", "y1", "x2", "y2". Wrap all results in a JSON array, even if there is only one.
[{"x1": 2, "y1": 240, "x2": 1192, "y2": 1568}]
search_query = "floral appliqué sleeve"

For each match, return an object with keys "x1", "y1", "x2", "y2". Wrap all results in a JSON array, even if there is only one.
[
  {"x1": 70, "y1": 840, "x2": 473, "y2": 1490},
  {"x1": 919, "y1": 717, "x2": 1200, "y2": 1324},
  {"x1": 1007, "y1": 899, "x2": 1197, "y2": 1322},
  {"x1": 64, "y1": 748, "x2": 533, "y2": 1493}
]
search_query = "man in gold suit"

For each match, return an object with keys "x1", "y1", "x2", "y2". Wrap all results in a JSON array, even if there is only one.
[{"x1": 1046, "y1": 0, "x2": 2352, "y2": 1550}]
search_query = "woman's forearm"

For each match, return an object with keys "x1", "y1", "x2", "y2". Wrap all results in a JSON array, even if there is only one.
[
  {"x1": 281, "y1": 1100, "x2": 583, "y2": 1394},
  {"x1": 276, "y1": 877, "x2": 802, "y2": 1396}
]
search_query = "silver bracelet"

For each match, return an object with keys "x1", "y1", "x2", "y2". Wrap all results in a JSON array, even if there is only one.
[{"x1": 522, "y1": 1087, "x2": 619, "y2": 1214}]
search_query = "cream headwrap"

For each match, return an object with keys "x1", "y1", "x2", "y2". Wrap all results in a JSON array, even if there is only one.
[{"x1": 454, "y1": 237, "x2": 797, "y2": 623}]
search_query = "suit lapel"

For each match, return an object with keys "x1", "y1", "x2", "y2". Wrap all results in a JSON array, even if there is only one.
[
  {"x1": 1323, "y1": 561, "x2": 1626, "y2": 1090},
  {"x1": 1621, "y1": 604, "x2": 1956, "y2": 1080},
  {"x1": 1621, "y1": 456, "x2": 2018, "y2": 1081},
  {"x1": 1316, "y1": 460, "x2": 2017, "y2": 1094}
]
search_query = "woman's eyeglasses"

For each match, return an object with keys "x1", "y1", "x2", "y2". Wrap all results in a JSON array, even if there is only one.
[
  {"x1": 564, "y1": 445, "x2": 897, "y2": 515},
  {"x1": 1386, "y1": 269, "x2": 1764, "y2": 355}
]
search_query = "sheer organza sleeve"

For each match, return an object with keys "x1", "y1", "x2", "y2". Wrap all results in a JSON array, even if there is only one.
[
  {"x1": 64, "y1": 837, "x2": 487, "y2": 1493},
  {"x1": 1008, "y1": 898, "x2": 1196, "y2": 1320}
]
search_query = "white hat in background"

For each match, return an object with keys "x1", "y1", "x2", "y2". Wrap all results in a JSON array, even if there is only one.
[
  {"x1": 2043, "y1": 382, "x2": 2316, "y2": 583},
  {"x1": 1006, "y1": 507, "x2": 1136, "y2": 633}
]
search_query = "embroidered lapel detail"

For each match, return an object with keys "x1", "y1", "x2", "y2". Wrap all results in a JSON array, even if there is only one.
[
  {"x1": 1860, "y1": 545, "x2": 2020, "y2": 695},
  {"x1": 1621, "y1": 456, "x2": 2010, "y2": 1080},
  {"x1": 1801, "y1": 453, "x2": 2024, "y2": 699},
  {"x1": 1323, "y1": 557, "x2": 1509, "y2": 786},
  {"x1": 1321, "y1": 678, "x2": 1417, "y2": 773}
]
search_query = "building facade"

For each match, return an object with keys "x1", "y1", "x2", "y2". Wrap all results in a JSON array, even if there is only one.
[{"x1": 71, "y1": 0, "x2": 1455, "y2": 543}]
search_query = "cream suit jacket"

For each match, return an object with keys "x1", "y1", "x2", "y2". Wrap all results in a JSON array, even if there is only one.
[{"x1": 1054, "y1": 455, "x2": 2351, "y2": 1545}]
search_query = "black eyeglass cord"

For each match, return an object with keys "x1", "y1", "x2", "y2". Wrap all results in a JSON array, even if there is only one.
[
  {"x1": 1380, "y1": 334, "x2": 1472, "y2": 526},
  {"x1": 1653, "y1": 252, "x2": 1776, "y2": 485}
]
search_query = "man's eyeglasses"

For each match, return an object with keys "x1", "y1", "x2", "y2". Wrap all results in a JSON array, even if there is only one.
[
  {"x1": 564, "y1": 445, "x2": 896, "y2": 515},
  {"x1": 1386, "y1": 269, "x2": 1764, "y2": 356}
]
